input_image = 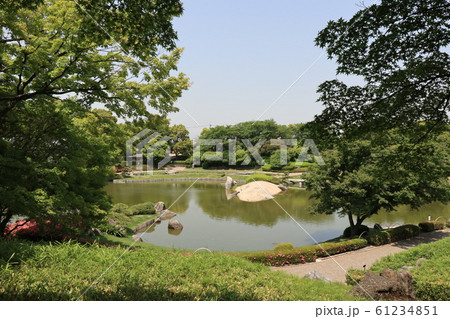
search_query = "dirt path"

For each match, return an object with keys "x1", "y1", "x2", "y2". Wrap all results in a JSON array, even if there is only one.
[{"x1": 271, "y1": 228, "x2": 450, "y2": 283}]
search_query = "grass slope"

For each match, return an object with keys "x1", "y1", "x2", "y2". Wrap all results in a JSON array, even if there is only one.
[{"x1": 0, "y1": 240, "x2": 363, "y2": 301}]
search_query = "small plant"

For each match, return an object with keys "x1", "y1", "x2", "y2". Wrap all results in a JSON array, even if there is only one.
[
  {"x1": 274, "y1": 243, "x2": 294, "y2": 252},
  {"x1": 346, "y1": 269, "x2": 366, "y2": 286},
  {"x1": 366, "y1": 225, "x2": 420, "y2": 245}
]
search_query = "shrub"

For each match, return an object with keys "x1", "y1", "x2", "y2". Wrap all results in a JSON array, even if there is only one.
[
  {"x1": 366, "y1": 229, "x2": 391, "y2": 246},
  {"x1": 4, "y1": 216, "x2": 86, "y2": 241},
  {"x1": 342, "y1": 225, "x2": 370, "y2": 238},
  {"x1": 243, "y1": 248, "x2": 317, "y2": 266},
  {"x1": 366, "y1": 225, "x2": 420, "y2": 245},
  {"x1": 245, "y1": 174, "x2": 275, "y2": 184},
  {"x1": 274, "y1": 243, "x2": 294, "y2": 252},
  {"x1": 389, "y1": 224, "x2": 420, "y2": 241},
  {"x1": 418, "y1": 221, "x2": 444, "y2": 232},
  {"x1": 446, "y1": 220, "x2": 450, "y2": 228},
  {"x1": 97, "y1": 220, "x2": 126, "y2": 237},
  {"x1": 346, "y1": 269, "x2": 366, "y2": 286},
  {"x1": 129, "y1": 202, "x2": 156, "y2": 215},
  {"x1": 261, "y1": 164, "x2": 272, "y2": 171}
]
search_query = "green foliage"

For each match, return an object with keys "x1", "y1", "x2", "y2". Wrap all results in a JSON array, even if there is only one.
[
  {"x1": 273, "y1": 243, "x2": 294, "y2": 252},
  {"x1": 306, "y1": 131, "x2": 450, "y2": 237},
  {"x1": 370, "y1": 237, "x2": 450, "y2": 301},
  {"x1": 418, "y1": 221, "x2": 444, "y2": 232},
  {"x1": 128, "y1": 202, "x2": 155, "y2": 216},
  {"x1": 261, "y1": 164, "x2": 272, "y2": 171},
  {"x1": 346, "y1": 269, "x2": 366, "y2": 286},
  {"x1": 0, "y1": 0, "x2": 191, "y2": 236},
  {"x1": 366, "y1": 225, "x2": 420, "y2": 246},
  {"x1": 311, "y1": 0, "x2": 450, "y2": 140},
  {"x1": 0, "y1": 240, "x2": 361, "y2": 301},
  {"x1": 343, "y1": 225, "x2": 369, "y2": 238},
  {"x1": 97, "y1": 220, "x2": 126, "y2": 238},
  {"x1": 245, "y1": 174, "x2": 275, "y2": 184}
]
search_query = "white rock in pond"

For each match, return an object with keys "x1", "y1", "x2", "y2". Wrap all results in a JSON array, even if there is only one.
[
  {"x1": 132, "y1": 235, "x2": 143, "y2": 242},
  {"x1": 225, "y1": 176, "x2": 237, "y2": 190}
]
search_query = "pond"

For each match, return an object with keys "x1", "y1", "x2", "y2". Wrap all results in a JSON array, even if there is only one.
[{"x1": 105, "y1": 181, "x2": 449, "y2": 251}]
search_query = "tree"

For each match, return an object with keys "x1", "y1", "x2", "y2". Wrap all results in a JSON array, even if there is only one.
[
  {"x1": 304, "y1": 0, "x2": 450, "y2": 235},
  {"x1": 306, "y1": 129, "x2": 450, "y2": 236},
  {"x1": 0, "y1": 0, "x2": 190, "y2": 235},
  {"x1": 310, "y1": 0, "x2": 449, "y2": 143}
]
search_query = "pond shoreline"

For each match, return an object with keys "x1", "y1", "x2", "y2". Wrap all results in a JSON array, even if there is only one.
[{"x1": 113, "y1": 177, "x2": 246, "y2": 184}]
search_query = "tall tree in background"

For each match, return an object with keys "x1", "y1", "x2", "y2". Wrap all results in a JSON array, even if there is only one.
[{"x1": 0, "y1": 0, "x2": 190, "y2": 235}]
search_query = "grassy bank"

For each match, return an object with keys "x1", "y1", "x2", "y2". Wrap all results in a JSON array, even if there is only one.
[
  {"x1": 0, "y1": 240, "x2": 363, "y2": 301},
  {"x1": 347, "y1": 236, "x2": 450, "y2": 301}
]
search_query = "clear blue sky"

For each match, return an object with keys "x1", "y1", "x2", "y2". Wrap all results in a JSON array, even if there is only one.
[{"x1": 167, "y1": 0, "x2": 366, "y2": 137}]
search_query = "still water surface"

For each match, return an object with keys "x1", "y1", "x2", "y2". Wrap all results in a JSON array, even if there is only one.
[{"x1": 105, "y1": 182, "x2": 449, "y2": 251}]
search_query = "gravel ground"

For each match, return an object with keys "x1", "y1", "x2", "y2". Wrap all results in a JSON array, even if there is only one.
[{"x1": 271, "y1": 228, "x2": 450, "y2": 283}]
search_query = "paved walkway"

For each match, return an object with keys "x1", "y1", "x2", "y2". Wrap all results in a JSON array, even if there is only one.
[{"x1": 271, "y1": 228, "x2": 450, "y2": 283}]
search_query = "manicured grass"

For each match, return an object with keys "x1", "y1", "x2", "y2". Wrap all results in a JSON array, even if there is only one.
[{"x1": 0, "y1": 240, "x2": 363, "y2": 301}]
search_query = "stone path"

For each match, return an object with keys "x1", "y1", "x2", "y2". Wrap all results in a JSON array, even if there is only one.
[{"x1": 271, "y1": 228, "x2": 450, "y2": 283}]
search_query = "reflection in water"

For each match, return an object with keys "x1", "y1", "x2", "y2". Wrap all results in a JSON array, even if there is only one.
[
  {"x1": 168, "y1": 228, "x2": 182, "y2": 236},
  {"x1": 105, "y1": 182, "x2": 449, "y2": 251}
]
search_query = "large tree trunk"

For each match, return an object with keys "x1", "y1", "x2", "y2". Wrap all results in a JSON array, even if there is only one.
[
  {"x1": 0, "y1": 210, "x2": 13, "y2": 237},
  {"x1": 348, "y1": 213, "x2": 367, "y2": 237}
]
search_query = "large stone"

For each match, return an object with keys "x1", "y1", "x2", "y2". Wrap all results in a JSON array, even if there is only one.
[
  {"x1": 132, "y1": 235, "x2": 143, "y2": 242},
  {"x1": 415, "y1": 258, "x2": 428, "y2": 267},
  {"x1": 351, "y1": 269, "x2": 415, "y2": 301},
  {"x1": 154, "y1": 201, "x2": 165, "y2": 213},
  {"x1": 159, "y1": 209, "x2": 177, "y2": 220},
  {"x1": 278, "y1": 184, "x2": 288, "y2": 191},
  {"x1": 225, "y1": 176, "x2": 237, "y2": 190},
  {"x1": 168, "y1": 219, "x2": 183, "y2": 230},
  {"x1": 303, "y1": 270, "x2": 330, "y2": 282}
]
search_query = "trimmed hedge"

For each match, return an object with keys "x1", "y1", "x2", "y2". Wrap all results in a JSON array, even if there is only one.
[
  {"x1": 128, "y1": 202, "x2": 155, "y2": 215},
  {"x1": 274, "y1": 243, "x2": 294, "y2": 252},
  {"x1": 343, "y1": 225, "x2": 370, "y2": 238},
  {"x1": 245, "y1": 174, "x2": 275, "y2": 184},
  {"x1": 366, "y1": 224, "x2": 420, "y2": 246},
  {"x1": 242, "y1": 239, "x2": 368, "y2": 266},
  {"x1": 418, "y1": 221, "x2": 444, "y2": 232}
]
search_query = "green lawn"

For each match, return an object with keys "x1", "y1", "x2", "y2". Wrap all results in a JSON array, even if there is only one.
[{"x1": 0, "y1": 240, "x2": 363, "y2": 301}]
